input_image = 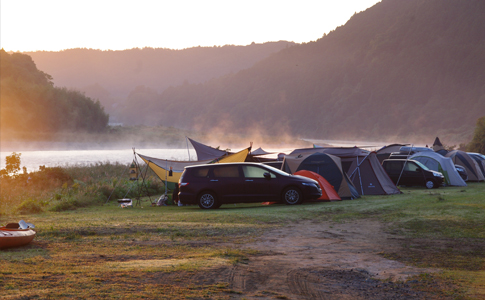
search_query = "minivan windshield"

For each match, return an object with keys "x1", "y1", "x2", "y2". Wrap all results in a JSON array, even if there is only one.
[{"x1": 413, "y1": 160, "x2": 430, "y2": 171}]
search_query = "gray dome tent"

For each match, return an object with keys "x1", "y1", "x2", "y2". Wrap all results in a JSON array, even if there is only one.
[
  {"x1": 289, "y1": 148, "x2": 401, "y2": 196},
  {"x1": 282, "y1": 152, "x2": 359, "y2": 200}
]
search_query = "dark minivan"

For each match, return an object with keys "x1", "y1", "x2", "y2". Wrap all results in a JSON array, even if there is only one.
[
  {"x1": 382, "y1": 159, "x2": 444, "y2": 189},
  {"x1": 178, "y1": 162, "x2": 322, "y2": 209}
]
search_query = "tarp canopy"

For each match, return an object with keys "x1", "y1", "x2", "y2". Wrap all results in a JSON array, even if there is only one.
[
  {"x1": 446, "y1": 150, "x2": 485, "y2": 182},
  {"x1": 187, "y1": 137, "x2": 230, "y2": 160},
  {"x1": 282, "y1": 152, "x2": 359, "y2": 200},
  {"x1": 137, "y1": 147, "x2": 251, "y2": 189},
  {"x1": 410, "y1": 151, "x2": 467, "y2": 186},
  {"x1": 251, "y1": 147, "x2": 274, "y2": 156},
  {"x1": 294, "y1": 170, "x2": 341, "y2": 201},
  {"x1": 376, "y1": 144, "x2": 408, "y2": 163},
  {"x1": 376, "y1": 144, "x2": 408, "y2": 155},
  {"x1": 433, "y1": 137, "x2": 445, "y2": 152},
  {"x1": 188, "y1": 137, "x2": 275, "y2": 162},
  {"x1": 290, "y1": 147, "x2": 371, "y2": 158}
]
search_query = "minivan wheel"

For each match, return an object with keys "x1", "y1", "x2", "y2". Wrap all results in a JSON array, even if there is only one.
[
  {"x1": 282, "y1": 187, "x2": 303, "y2": 205},
  {"x1": 198, "y1": 192, "x2": 218, "y2": 209},
  {"x1": 425, "y1": 180, "x2": 435, "y2": 189}
]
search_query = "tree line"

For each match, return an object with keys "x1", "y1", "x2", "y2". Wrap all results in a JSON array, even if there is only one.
[{"x1": 0, "y1": 49, "x2": 109, "y2": 139}]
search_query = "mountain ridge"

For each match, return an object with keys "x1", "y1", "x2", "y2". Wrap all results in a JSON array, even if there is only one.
[
  {"x1": 150, "y1": 0, "x2": 485, "y2": 144},
  {"x1": 22, "y1": 0, "x2": 485, "y2": 145}
]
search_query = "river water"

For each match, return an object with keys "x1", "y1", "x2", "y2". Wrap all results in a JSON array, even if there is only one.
[
  {"x1": 0, "y1": 149, "x2": 197, "y2": 172},
  {"x1": 0, "y1": 139, "x2": 389, "y2": 173}
]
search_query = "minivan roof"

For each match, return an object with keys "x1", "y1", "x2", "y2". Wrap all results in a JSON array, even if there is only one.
[
  {"x1": 383, "y1": 159, "x2": 418, "y2": 162},
  {"x1": 184, "y1": 162, "x2": 267, "y2": 169}
]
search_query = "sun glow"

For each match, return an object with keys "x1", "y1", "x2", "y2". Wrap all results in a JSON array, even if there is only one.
[{"x1": 1, "y1": 0, "x2": 381, "y2": 52}]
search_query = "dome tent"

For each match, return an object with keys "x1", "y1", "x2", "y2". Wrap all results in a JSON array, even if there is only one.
[
  {"x1": 289, "y1": 148, "x2": 401, "y2": 196},
  {"x1": 294, "y1": 170, "x2": 341, "y2": 201},
  {"x1": 446, "y1": 150, "x2": 485, "y2": 182},
  {"x1": 410, "y1": 151, "x2": 466, "y2": 186},
  {"x1": 282, "y1": 152, "x2": 359, "y2": 200}
]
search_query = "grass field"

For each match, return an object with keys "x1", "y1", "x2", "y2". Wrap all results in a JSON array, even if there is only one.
[{"x1": 1, "y1": 183, "x2": 484, "y2": 299}]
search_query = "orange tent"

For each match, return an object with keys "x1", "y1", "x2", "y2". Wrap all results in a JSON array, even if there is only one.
[{"x1": 294, "y1": 170, "x2": 341, "y2": 201}]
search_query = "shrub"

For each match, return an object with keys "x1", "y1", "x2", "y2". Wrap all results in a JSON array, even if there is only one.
[
  {"x1": 467, "y1": 116, "x2": 485, "y2": 153},
  {"x1": 49, "y1": 198, "x2": 79, "y2": 212},
  {"x1": 1, "y1": 162, "x2": 167, "y2": 214},
  {"x1": 15, "y1": 198, "x2": 44, "y2": 214}
]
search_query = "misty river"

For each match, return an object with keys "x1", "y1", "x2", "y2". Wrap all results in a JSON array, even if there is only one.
[
  {"x1": 0, "y1": 139, "x2": 389, "y2": 173},
  {"x1": 0, "y1": 149, "x2": 197, "y2": 173}
]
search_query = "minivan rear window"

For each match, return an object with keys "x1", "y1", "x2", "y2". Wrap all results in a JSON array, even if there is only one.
[
  {"x1": 386, "y1": 161, "x2": 403, "y2": 171},
  {"x1": 192, "y1": 167, "x2": 210, "y2": 178}
]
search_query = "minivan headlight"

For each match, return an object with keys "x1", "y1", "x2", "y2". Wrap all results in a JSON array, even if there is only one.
[
  {"x1": 433, "y1": 172, "x2": 443, "y2": 177},
  {"x1": 302, "y1": 182, "x2": 318, "y2": 188}
]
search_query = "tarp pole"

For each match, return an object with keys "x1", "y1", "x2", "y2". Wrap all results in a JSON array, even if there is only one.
[
  {"x1": 186, "y1": 136, "x2": 191, "y2": 161},
  {"x1": 396, "y1": 144, "x2": 414, "y2": 186},
  {"x1": 165, "y1": 159, "x2": 168, "y2": 196},
  {"x1": 105, "y1": 151, "x2": 133, "y2": 204}
]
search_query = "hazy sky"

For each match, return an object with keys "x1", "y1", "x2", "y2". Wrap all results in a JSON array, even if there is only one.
[{"x1": 1, "y1": 0, "x2": 381, "y2": 52}]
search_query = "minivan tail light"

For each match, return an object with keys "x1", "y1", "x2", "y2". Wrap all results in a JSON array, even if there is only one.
[{"x1": 179, "y1": 182, "x2": 189, "y2": 187}]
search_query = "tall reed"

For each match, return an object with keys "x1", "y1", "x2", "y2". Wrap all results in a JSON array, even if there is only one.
[{"x1": 0, "y1": 162, "x2": 165, "y2": 215}]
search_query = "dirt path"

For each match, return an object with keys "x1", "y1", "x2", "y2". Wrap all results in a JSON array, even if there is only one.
[{"x1": 197, "y1": 219, "x2": 437, "y2": 299}]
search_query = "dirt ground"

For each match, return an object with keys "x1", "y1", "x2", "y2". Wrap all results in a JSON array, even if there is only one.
[{"x1": 189, "y1": 219, "x2": 439, "y2": 299}]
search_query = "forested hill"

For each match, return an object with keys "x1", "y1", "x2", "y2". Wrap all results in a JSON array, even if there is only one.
[
  {"x1": 143, "y1": 0, "x2": 484, "y2": 144},
  {"x1": 0, "y1": 50, "x2": 109, "y2": 139},
  {"x1": 25, "y1": 42, "x2": 295, "y2": 106}
]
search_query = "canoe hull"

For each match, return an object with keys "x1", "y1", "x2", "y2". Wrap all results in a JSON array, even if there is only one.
[{"x1": 0, "y1": 227, "x2": 36, "y2": 249}]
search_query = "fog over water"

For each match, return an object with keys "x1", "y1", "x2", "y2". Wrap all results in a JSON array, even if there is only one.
[
  {"x1": 0, "y1": 149, "x2": 196, "y2": 173},
  {"x1": 1, "y1": 139, "x2": 407, "y2": 173}
]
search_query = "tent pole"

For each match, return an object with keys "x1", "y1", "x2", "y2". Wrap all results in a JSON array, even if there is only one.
[
  {"x1": 139, "y1": 162, "x2": 152, "y2": 204},
  {"x1": 348, "y1": 152, "x2": 371, "y2": 196},
  {"x1": 358, "y1": 167, "x2": 363, "y2": 195}
]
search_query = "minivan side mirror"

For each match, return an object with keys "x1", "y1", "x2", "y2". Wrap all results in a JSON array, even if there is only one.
[{"x1": 263, "y1": 172, "x2": 271, "y2": 179}]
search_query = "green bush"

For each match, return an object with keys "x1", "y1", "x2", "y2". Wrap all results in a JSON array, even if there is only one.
[
  {"x1": 15, "y1": 198, "x2": 44, "y2": 214},
  {"x1": 49, "y1": 198, "x2": 79, "y2": 212},
  {"x1": 467, "y1": 116, "x2": 485, "y2": 154},
  {"x1": 1, "y1": 162, "x2": 167, "y2": 214}
]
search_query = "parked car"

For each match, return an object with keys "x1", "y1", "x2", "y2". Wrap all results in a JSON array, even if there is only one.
[
  {"x1": 382, "y1": 159, "x2": 444, "y2": 189},
  {"x1": 454, "y1": 164, "x2": 468, "y2": 181},
  {"x1": 388, "y1": 146, "x2": 434, "y2": 160},
  {"x1": 178, "y1": 162, "x2": 322, "y2": 209}
]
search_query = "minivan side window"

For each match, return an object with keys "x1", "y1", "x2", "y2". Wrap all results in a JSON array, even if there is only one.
[
  {"x1": 242, "y1": 165, "x2": 276, "y2": 178},
  {"x1": 192, "y1": 167, "x2": 210, "y2": 178},
  {"x1": 213, "y1": 166, "x2": 240, "y2": 178}
]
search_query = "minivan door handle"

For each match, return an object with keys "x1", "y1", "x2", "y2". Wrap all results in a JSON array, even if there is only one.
[
  {"x1": 210, "y1": 179, "x2": 218, "y2": 182},
  {"x1": 245, "y1": 179, "x2": 253, "y2": 182}
]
